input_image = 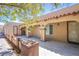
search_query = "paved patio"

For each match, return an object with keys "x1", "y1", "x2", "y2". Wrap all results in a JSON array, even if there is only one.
[
  {"x1": 17, "y1": 36, "x2": 79, "y2": 56},
  {"x1": 0, "y1": 36, "x2": 79, "y2": 56}
]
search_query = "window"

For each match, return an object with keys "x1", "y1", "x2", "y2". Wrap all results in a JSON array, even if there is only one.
[
  {"x1": 49, "y1": 25, "x2": 53, "y2": 34},
  {"x1": 46, "y1": 25, "x2": 53, "y2": 35}
]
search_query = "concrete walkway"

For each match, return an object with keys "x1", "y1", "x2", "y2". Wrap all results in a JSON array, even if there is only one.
[
  {"x1": 0, "y1": 38, "x2": 16, "y2": 56},
  {"x1": 17, "y1": 36, "x2": 79, "y2": 56}
]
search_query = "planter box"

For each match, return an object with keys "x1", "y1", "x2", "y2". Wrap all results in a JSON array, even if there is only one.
[{"x1": 20, "y1": 40, "x2": 39, "y2": 56}]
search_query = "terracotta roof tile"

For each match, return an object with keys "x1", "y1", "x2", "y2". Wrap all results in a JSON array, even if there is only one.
[{"x1": 39, "y1": 4, "x2": 79, "y2": 21}]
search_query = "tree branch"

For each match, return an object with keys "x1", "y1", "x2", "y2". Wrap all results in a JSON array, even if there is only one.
[{"x1": 0, "y1": 3, "x2": 24, "y2": 8}]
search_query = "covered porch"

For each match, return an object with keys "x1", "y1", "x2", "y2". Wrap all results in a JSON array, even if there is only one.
[{"x1": 20, "y1": 13, "x2": 79, "y2": 43}]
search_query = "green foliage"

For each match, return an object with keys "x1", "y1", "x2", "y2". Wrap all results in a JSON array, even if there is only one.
[{"x1": 0, "y1": 3, "x2": 60, "y2": 23}]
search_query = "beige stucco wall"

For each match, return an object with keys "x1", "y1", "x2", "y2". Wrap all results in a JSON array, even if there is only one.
[
  {"x1": 29, "y1": 22, "x2": 67, "y2": 42},
  {"x1": 32, "y1": 27, "x2": 40, "y2": 38},
  {"x1": 28, "y1": 26, "x2": 46, "y2": 41},
  {"x1": 53, "y1": 22, "x2": 67, "y2": 42},
  {"x1": 45, "y1": 22, "x2": 67, "y2": 42}
]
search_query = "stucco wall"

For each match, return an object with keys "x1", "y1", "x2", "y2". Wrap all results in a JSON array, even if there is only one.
[
  {"x1": 31, "y1": 26, "x2": 40, "y2": 38},
  {"x1": 53, "y1": 22, "x2": 67, "y2": 42},
  {"x1": 45, "y1": 22, "x2": 67, "y2": 42},
  {"x1": 30, "y1": 22, "x2": 67, "y2": 42}
]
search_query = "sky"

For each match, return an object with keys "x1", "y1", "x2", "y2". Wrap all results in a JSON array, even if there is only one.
[{"x1": 41, "y1": 3, "x2": 78, "y2": 15}]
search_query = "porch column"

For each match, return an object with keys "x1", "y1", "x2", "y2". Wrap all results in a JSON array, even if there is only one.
[
  {"x1": 40, "y1": 25, "x2": 46, "y2": 41},
  {"x1": 26, "y1": 27, "x2": 30, "y2": 37},
  {"x1": 18, "y1": 27, "x2": 21, "y2": 36}
]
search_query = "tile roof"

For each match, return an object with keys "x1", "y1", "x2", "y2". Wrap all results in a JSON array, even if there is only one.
[{"x1": 39, "y1": 4, "x2": 79, "y2": 21}]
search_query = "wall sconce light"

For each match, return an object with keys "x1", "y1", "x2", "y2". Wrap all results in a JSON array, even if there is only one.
[{"x1": 57, "y1": 23, "x2": 60, "y2": 26}]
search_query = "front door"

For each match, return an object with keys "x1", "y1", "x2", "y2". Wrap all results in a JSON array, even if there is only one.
[{"x1": 68, "y1": 21, "x2": 79, "y2": 43}]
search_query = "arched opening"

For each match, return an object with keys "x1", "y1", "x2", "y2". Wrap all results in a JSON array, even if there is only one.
[{"x1": 21, "y1": 27, "x2": 26, "y2": 35}]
